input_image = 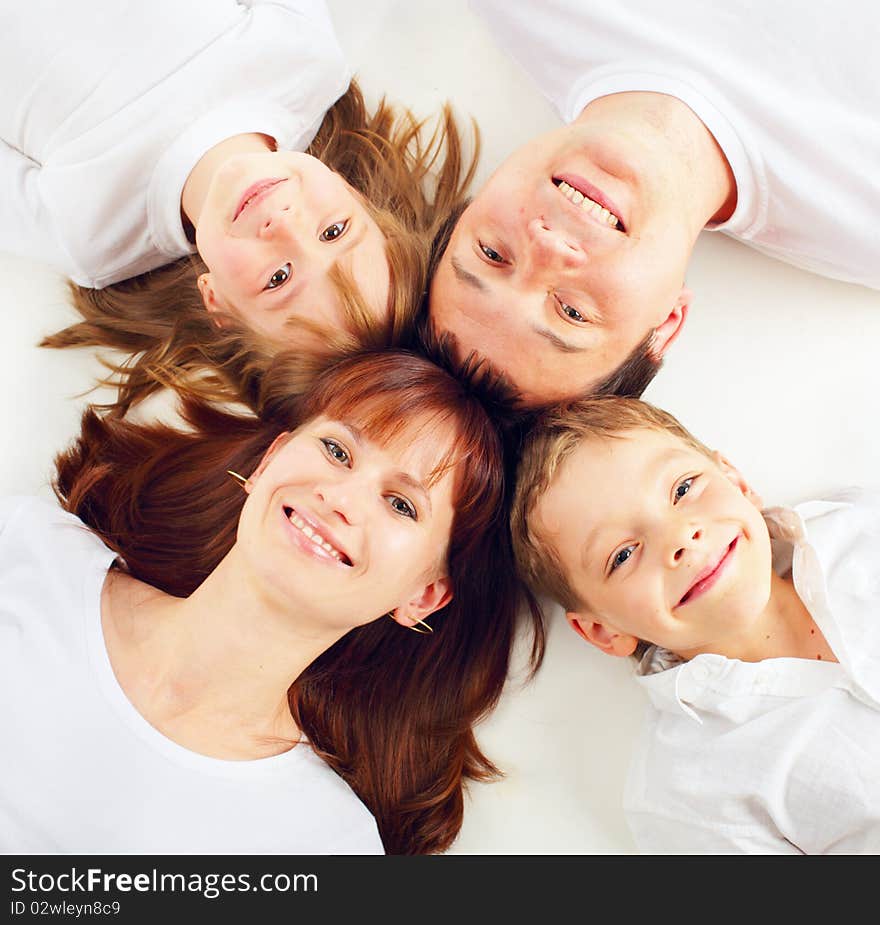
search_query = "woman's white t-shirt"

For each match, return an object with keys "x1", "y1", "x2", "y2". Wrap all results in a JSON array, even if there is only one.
[
  {"x1": 0, "y1": 496, "x2": 383, "y2": 854},
  {"x1": 0, "y1": 0, "x2": 351, "y2": 287}
]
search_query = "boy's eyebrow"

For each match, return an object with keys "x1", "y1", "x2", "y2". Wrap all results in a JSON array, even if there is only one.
[{"x1": 451, "y1": 257, "x2": 490, "y2": 293}]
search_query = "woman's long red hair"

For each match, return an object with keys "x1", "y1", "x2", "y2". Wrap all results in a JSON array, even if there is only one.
[{"x1": 54, "y1": 349, "x2": 543, "y2": 854}]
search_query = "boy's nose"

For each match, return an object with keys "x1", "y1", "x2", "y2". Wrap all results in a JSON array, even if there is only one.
[{"x1": 671, "y1": 526, "x2": 702, "y2": 564}]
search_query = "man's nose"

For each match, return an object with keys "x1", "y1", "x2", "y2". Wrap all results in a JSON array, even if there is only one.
[{"x1": 525, "y1": 219, "x2": 587, "y2": 272}]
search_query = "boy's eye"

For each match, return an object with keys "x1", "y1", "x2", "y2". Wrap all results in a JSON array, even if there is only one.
[
  {"x1": 479, "y1": 242, "x2": 505, "y2": 263},
  {"x1": 265, "y1": 263, "x2": 292, "y2": 290},
  {"x1": 610, "y1": 544, "x2": 636, "y2": 573},
  {"x1": 387, "y1": 495, "x2": 417, "y2": 520},
  {"x1": 321, "y1": 438, "x2": 351, "y2": 466},
  {"x1": 320, "y1": 220, "x2": 348, "y2": 242},
  {"x1": 674, "y1": 476, "x2": 696, "y2": 503}
]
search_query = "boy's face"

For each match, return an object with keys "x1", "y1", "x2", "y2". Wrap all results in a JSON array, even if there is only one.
[{"x1": 533, "y1": 428, "x2": 773, "y2": 660}]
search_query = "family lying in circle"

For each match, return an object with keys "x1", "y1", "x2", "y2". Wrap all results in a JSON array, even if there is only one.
[{"x1": 2, "y1": 0, "x2": 878, "y2": 854}]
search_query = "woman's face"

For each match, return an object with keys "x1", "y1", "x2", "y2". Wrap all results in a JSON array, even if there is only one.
[
  {"x1": 195, "y1": 152, "x2": 390, "y2": 344},
  {"x1": 236, "y1": 414, "x2": 458, "y2": 632}
]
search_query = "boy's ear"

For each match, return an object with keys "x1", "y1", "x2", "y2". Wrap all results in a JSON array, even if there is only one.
[
  {"x1": 566, "y1": 611, "x2": 638, "y2": 658},
  {"x1": 198, "y1": 273, "x2": 232, "y2": 329},
  {"x1": 711, "y1": 450, "x2": 763, "y2": 509},
  {"x1": 390, "y1": 577, "x2": 453, "y2": 630},
  {"x1": 244, "y1": 432, "x2": 293, "y2": 493},
  {"x1": 649, "y1": 287, "x2": 692, "y2": 360}
]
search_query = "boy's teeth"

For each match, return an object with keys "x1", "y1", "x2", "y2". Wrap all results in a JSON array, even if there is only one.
[
  {"x1": 287, "y1": 510, "x2": 343, "y2": 561},
  {"x1": 556, "y1": 180, "x2": 620, "y2": 227}
]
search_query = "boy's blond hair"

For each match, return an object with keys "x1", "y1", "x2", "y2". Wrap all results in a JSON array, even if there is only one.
[{"x1": 510, "y1": 396, "x2": 714, "y2": 613}]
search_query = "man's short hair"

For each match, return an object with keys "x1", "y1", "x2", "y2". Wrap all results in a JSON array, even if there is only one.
[{"x1": 510, "y1": 396, "x2": 714, "y2": 612}]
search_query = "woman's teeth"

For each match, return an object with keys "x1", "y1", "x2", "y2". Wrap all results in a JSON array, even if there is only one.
[
  {"x1": 556, "y1": 180, "x2": 620, "y2": 228},
  {"x1": 287, "y1": 509, "x2": 345, "y2": 562}
]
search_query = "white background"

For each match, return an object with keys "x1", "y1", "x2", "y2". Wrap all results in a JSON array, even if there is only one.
[{"x1": 2, "y1": 0, "x2": 878, "y2": 853}]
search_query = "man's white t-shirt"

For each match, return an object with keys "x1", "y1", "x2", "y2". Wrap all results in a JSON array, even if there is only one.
[
  {"x1": 625, "y1": 492, "x2": 880, "y2": 854},
  {"x1": 470, "y1": 0, "x2": 880, "y2": 290},
  {"x1": 0, "y1": 0, "x2": 351, "y2": 288},
  {"x1": 0, "y1": 496, "x2": 384, "y2": 854}
]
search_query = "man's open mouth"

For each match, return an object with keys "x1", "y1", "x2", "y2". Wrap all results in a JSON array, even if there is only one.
[{"x1": 552, "y1": 176, "x2": 625, "y2": 231}]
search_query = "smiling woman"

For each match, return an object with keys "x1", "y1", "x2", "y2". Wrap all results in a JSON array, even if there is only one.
[
  {"x1": 0, "y1": 350, "x2": 543, "y2": 855},
  {"x1": 1, "y1": 0, "x2": 476, "y2": 413}
]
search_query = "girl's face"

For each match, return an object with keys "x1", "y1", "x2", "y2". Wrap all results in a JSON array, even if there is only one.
[
  {"x1": 195, "y1": 152, "x2": 390, "y2": 343},
  {"x1": 236, "y1": 414, "x2": 458, "y2": 633}
]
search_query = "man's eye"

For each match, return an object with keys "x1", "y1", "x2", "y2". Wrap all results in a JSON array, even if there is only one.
[
  {"x1": 479, "y1": 242, "x2": 505, "y2": 263},
  {"x1": 321, "y1": 438, "x2": 351, "y2": 466},
  {"x1": 387, "y1": 495, "x2": 417, "y2": 520},
  {"x1": 320, "y1": 220, "x2": 348, "y2": 242},
  {"x1": 674, "y1": 477, "x2": 696, "y2": 503},
  {"x1": 610, "y1": 545, "x2": 636, "y2": 573},
  {"x1": 265, "y1": 263, "x2": 292, "y2": 290}
]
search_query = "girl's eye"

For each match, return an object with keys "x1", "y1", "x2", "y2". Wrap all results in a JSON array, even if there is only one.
[
  {"x1": 265, "y1": 263, "x2": 292, "y2": 290},
  {"x1": 674, "y1": 476, "x2": 696, "y2": 503},
  {"x1": 479, "y1": 242, "x2": 505, "y2": 263},
  {"x1": 555, "y1": 296, "x2": 587, "y2": 323},
  {"x1": 320, "y1": 220, "x2": 348, "y2": 242},
  {"x1": 610, "y1": 545, "x2": 636, "y2": 573},
  {"x1": 321, "y1": 438, "x2": 351, "y2": 466},
  {"x1": 387, "y1": 495, "x2": 417, "y2": 520}
]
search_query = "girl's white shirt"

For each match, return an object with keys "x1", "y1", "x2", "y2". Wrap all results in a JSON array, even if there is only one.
[
  {"x1": 0, "y1": 495, "x2": 383, "y2": 854},
  {"x1": 0, "y1": 0, "x2": 351, "y2": 287}
]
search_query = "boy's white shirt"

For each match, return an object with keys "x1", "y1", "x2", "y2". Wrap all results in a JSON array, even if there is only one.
[{"x1": 625, "y1": 489, "x2": 880, "y2": 854}]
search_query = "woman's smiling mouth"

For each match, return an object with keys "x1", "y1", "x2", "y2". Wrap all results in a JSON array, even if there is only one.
[{"x1": 282, "y1": 505, "x2": 352, "y2": 566}]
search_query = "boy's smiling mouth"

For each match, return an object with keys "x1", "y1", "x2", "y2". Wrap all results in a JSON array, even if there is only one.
[{"x1": 676, "y1": 535, "x2": 740, "y2": 607}]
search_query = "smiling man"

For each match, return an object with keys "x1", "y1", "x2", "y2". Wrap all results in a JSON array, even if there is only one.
[{"x1": 429, "y1": 0, "x2": 880, "y2": 405}]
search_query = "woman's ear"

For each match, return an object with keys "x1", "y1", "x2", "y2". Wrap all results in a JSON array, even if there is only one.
[
  {"x1": 390, "y1": 577, "x2": 453, "y2": 630},
  {"x1": 567, "y1": 611, "x2": 638, "y2": 657},
  {"x1": 245, "y1": 432, "x2": 293, "y2": 492},
  {"x1": 711, "y1": 450, "x2": 763, "y2": 509}
]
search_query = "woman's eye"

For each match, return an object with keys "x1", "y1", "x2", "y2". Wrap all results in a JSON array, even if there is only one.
[
  {"x1": 610, "y1": 545, "x2": 636, "y2": 573},
  {"x1": 387, "y1": 495, "x2": 417, "y2": 520},
  {"x1": 265, "y1": 263, "x2": 292, "y2": 290},
  {"x1": 320, "y1": 220, "x2": 348, "y2": 242},
  {"x1": 556, "y1": 297, "x2": 587, "y2": 323},
  {"x1": 674, "y1": 476, "x2": 696, "y2": 503},
  {"x1": 321, "y1": 438, "x2": 351, "y2": 466},
  {"x1": 479, "y1": 242, "x2": 505, "y2": 263}
]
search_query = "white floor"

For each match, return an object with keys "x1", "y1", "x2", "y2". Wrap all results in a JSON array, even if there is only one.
[{"x1": 2, "y1": 0, "x2": 878, "y2": 854}]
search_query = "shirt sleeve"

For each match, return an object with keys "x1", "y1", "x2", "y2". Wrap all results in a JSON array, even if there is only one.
[{"x1": 0, "y1": 141, "x2": 73, "y2": 270}]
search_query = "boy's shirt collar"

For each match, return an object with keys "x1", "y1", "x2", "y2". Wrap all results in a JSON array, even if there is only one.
[{"x1": 636, "y1": 492, "x2": 880, "y2": 723}]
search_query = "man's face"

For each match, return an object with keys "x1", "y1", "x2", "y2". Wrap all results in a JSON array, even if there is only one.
[
  {"x1": 534, "y1": 428, "x2": 772, "y2": 660},
  {"x1": 430, "y1": 120, "x2": 694, "y2": 404}
]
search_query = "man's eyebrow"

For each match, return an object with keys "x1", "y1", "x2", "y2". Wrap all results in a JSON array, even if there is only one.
[
  {"x1": 531, "y1": 324, "x2": 588, "y2": 354},
  {"x1": 450, "y1": 256, "x2": 489, "y2": 293}
]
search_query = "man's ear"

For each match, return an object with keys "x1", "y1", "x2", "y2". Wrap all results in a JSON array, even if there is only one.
[
  {"x1": 390, "y1": 577, "x2": 453, "y2": 630},
  {"x1": 198, "y1": 273, "x2": 232, "y2": 329},
  {"x1": 566, "y1": 611, "x2": 638, "y2": 658},
  {"x1": 711, "y1": 450, "x2": 763, "y2": 509},
  {"x1": 650, "y1": 287, "x2": 692, "y2": 360},
  {"x1": 244, "y1": 432, "x2": 293, "y2": 493}
]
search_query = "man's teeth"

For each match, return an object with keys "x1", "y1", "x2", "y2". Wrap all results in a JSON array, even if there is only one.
[
  {"x1": 556, "y1": 180, "x2": 620, "y2": 227},
  {"x1": 288, "y1": 510, "x2": 345, "y2": 561}
]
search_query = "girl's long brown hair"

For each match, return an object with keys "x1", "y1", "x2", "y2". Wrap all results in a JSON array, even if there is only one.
[
  {"x1": 42, "y1": 80, "x2": 479, "y2": 416},
  {"x1": 53, "y1": 350, "x2": 542, "y2": 855}
]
